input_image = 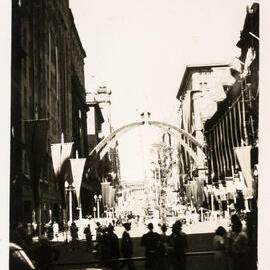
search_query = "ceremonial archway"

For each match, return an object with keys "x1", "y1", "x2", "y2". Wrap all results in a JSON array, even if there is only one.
[{"x1": 89, "y1": 119, "x2": 206, "y2": 165}]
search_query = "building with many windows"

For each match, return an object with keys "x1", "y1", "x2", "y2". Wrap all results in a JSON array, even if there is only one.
[{"x1": 10, "y1": 0, "x2": 88, "y2": 227}]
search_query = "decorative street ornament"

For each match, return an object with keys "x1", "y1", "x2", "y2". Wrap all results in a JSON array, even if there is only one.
[
  {"x1": 235, "y1": 146, "x2": 254, "y2": 198},
  {"x1": 51, "y1": 133, "x2": 73, "y2": 177},
  {"x1": 69, "y1": 153, "x2": 86, "y2": 205},
  {"x1": 101, "y1": 182, "x2": 110, "y2": 206}
]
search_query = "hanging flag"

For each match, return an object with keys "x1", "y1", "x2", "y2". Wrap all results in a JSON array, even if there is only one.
[
  {"x1": 229, "y1": 107, "x2": 238, "y2": 170},
  {"x1": 233, "y1": 102, "x2": 240, "y2": 147},
  {"x1": 221, "y1": 114, "x2": 231, "y2": 173},
  {"x1": 70, "y1": 158, "x2": 86, "y2": 205},
  {"x1": 218, "y1": 120, "x2": 226, "y2": 174},
  {"x1": 213, "y1": 126, "x2": 220, "y2": 178},
  {"x1": 110, "y1": 187, "x2": 116, "y2": 207},
  {"x1": 25, "y1": 119, "x2": 49, "y2": 209},
  {"x1": 215, "y1": 123, "x2": 223, "y2": 177},
  {"x1": 208, "y1": 131, "x2": 214, "y2": 179},
  {"x1": 101, "y1": 182, "x2": 110, "y2": 206},
  {"x1": 51, "y1": 142, "x2": 73, "y2": 177},
  {"x1": 238, "y1": 96, "x2": 245, "y2": 144},
  {"x1": 235, "y1": 146, "x2": 254, "y2": 198},
  {"x1": 225, "y1": 112, "x2": 233, "y2": 173}
]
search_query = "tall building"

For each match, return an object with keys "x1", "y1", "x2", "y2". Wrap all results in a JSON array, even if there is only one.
[
  {"x1": 176, "y1": 63, "x2": 233, "y2": 176},
  {"x1": 10, "y1": 0, "x2": 88, "y2": 226},
  {"x1": 204, "y1": 3, "x2": 259, "y2": 203}
]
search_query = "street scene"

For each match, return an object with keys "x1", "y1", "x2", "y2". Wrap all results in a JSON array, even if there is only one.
[{"x1": 9, "y1": 1, "x2": 259, "y2": 270}]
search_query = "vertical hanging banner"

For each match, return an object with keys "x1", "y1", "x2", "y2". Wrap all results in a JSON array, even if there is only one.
[
  {"x1": 25, "y1": 119, "x2": 49, "y2": 209},
  {"x1": 214, "y1": 124, "x2": 221, "y2": 177},
  {"x1": 110, "y1": 187, "x2": 116, "y2": 207},
  {"x1": 101, "y1": 182, "x2": 110, "y2": 206},
  {"x1": 70, "y1": 158, "x2": 86, "y2": 205},
  {"x1": 51, "y1": 142, "x2": 73, "y2": 177},
  {"x1": 235, "y1": 146, "x2": 254, "y2": 198}
]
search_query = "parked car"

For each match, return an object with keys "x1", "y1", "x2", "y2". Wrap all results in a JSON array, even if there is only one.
[{"x1": 9, "y1": 242, "x2": 36, "y2": 270}]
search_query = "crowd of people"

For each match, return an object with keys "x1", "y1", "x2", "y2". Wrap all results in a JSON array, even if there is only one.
[
  {"x1": 213, "y1": 212, "x2": 257, "y2": 270},
  {"x1": 84, "y1": 220, "x2": 188, "y2": 270},
  {"x1": 9, "y1": 207, "x2": 257, "y2": 270}
]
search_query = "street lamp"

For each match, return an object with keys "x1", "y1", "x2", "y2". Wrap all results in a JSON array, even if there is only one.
[
  {"x1": 94, "y1": 194, "x2": 102, "y2": 219},
  {"x1": 65, "y1": 181, "x2": 74, "y2": 226},
  {"x1": 93, "y1": 206, "x2": 97, "y2": 219}
]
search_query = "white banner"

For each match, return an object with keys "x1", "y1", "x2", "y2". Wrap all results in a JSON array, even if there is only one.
[
  {"x1": 101, "y1": 182, "x2": 110, "y2": 206},
  {"x1": 110, "y1": 188, "x2": 116, "y2": 207},
  {"x1": 235, "y1": 146, "x2": 254, "y2": 198},
  {"x1": 51, "y1": 142, "x2": 73, "y2": 177},
  {"x1": 70, "y1": 158, "x2": 86, "y2": 205}
]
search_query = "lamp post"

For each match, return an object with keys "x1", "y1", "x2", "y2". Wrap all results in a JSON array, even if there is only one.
[
  {"x1": 93, "y1": 206, "x2": 97, "y2": 219},
  {"x1": 65, "y1": 181, "x2": 74, "y2": 226},
  {"x1": 94, "y1": 194, "x2": 102, "y2": 219}
]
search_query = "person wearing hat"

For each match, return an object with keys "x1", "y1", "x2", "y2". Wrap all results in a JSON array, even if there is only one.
[
  {"x1": 105, "y1": 224, "x2": 120, "y2": 270},
  {"x1": 141, "y1": 223, "x2": 161, "y2": 270},
  {"x1": 168, "y1": 220, "x2": 188, "y2": 270},
  {"x1": 120, "y1": 223, "x2": 136, "y2": 270},
  {"x1": 83, "y1": 224, "x2": 92, "y2": 252}
]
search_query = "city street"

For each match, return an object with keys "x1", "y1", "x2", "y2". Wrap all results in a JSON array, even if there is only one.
[
  {"x1": 8, "y1": 1, "x2": 259, "y2": 270},
  {"x1": 46, "y1": 219, "x2": 227, "y2": 269}
]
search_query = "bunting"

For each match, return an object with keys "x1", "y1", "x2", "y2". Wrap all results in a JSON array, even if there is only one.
[
  {"x1": 233, "y1": 103, "x2": 240, "y2": 146},
  {"x1": 215, "y1": 124, "x2": 222, "y2": 177},
  {"x1": 235, "y1": 146, "x2": 254, "y2": 198},
  {"x1": 218, "y1": 121, "x2": 226, "y2": 174},
  {"x1": 51, "y1": 142, "x2": 73, "y2": 177},
  {"x1": 208, "y1": 132, "x2": 215, "y2": 179},
  {"x1": 229, "y1": 108, "x2": 238, "y2": 170},
  {"x1": 238, "y1": 96, "x2": 244, "y2": 144},
  {"x1": 222, "y1": 117, "x2": 229, "y2": 173},
  {"x1": 70, "y1": 158, "x2": 86, "y2": 205},
  {"x1": 101, "y1": 182, "x2": 110, "y2": 206},
  {"x1": 225, "y1": 112, "x2": 234, "y2": 172}
]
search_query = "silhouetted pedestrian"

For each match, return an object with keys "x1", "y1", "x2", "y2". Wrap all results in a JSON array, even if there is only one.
[
  {"x1": 70, "y1": 222, "x2": 79, "y2": 250},
  {"x1": 120, "y1": 222, "x2": 136, "y2": 270},
  {"x1": 168, "y1": 220, "x2": 187, "y2": 270},
  {"x1": 105, "y1": 224, "x2": 120, "y2": 270},
  {"x1": 227, "y1": 219, "x2": 249, "y2": 270},
  {"x1": 84, "y1": 224, "x2": 92, "y2": 252},
  {"x1": 141, "y1": 223, "x2": 161, "y2": 270},
  {"x1": 157, "y1": 224, "x2": 169, "y2": 270},
  {"x1": 213, "y1": 226, "x2": 228, "y2": 270}
]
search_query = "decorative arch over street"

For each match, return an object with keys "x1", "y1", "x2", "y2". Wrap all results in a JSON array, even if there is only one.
[{"x1": 89, "y1": 119, "x2": 207, "y2": 166}]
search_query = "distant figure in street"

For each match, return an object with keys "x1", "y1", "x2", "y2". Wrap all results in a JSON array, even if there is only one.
[
  {"x1": 213, "y1": 226, "x2": 228, "y2": 270},
  {"x1": 120, "y1": 222, "x2": 136, "y2": 270},
  {"x1": 53, "y1": 221, "x2": 59, "y2": 241},
  {"x1": 83, "y1": 224, "x2": 92, "y2": 252},
  {"x1": 105, "y1": 224, "x2": 120, "y2": 270},
  {"x1": 70, "y1": 222, "x2": 79, "y2": 250},
  {"x1": 141, "y1": 223, "x2": 161, "y2": 270},
  {"x1": 168, "y1": 220, "x2": 188, "y2": 270}
]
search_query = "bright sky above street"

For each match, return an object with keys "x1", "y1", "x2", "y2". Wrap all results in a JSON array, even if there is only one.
[{"x1": 70, "y1": 0, "x2": 250, "y2": 181}]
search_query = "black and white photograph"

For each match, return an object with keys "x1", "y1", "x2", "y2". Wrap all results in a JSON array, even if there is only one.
[{"x1": 1, "y1": 0, "x2": 267, "y2": 269}]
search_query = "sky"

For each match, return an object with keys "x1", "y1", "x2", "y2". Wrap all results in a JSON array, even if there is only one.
[{"x1": 69, "y1": 0, "x2": 250, "y2": 181}]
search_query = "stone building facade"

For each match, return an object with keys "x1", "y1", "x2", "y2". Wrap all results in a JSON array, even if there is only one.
[{"x1": 10, "y1": 0, "x2": 88, "y2": 226}]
